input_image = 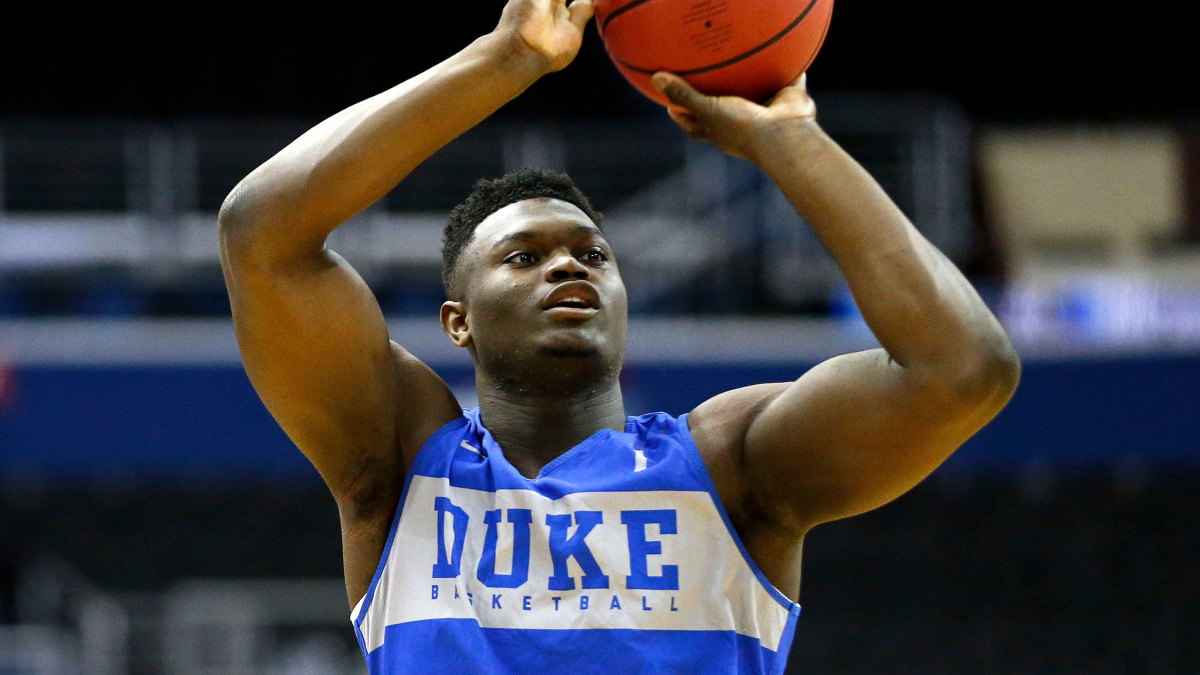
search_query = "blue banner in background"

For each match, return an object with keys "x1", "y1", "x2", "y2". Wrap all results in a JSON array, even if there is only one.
[{"x1": 1, "y1": 357, "x2": 1198, "y2": 484}]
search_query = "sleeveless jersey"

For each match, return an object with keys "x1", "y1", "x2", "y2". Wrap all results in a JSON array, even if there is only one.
[{"x1": 351, "y1": 408, "x2": 801, "y2": 674}]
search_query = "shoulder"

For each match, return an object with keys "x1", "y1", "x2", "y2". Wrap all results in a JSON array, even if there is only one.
[
  {"x1": 685, "y1": 383, "x2": 792, "y2": 521},
  {"x1": 688, "y1": 383, "x2": 792, "y2": 459},
  {"x1": 339, "y1": 370, "x2": 463, "y2": 527}
]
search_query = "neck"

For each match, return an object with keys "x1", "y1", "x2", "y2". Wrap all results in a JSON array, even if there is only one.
[{"x1": 475, "y1": 370, "x2": 626, "y2": 479}]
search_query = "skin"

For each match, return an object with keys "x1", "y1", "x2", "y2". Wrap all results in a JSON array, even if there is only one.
[
  {"x1": 441, "y1": 198, "x2": 630, "y2": 478},
  {"x1": 218, "y1": 0, "x2": 1021, "y2": 608}
]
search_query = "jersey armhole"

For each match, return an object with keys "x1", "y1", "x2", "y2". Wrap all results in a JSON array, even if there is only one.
[
  {"x1": 351, "y1": 413, "x2": 471, "y2": 650},
  {"x1": 677, "y1": 412, "x2": 803, "y2": 616}
]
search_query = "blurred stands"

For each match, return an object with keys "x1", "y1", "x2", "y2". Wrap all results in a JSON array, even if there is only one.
[
  {"x1": 0, "y1": 94, "x2": 972, "y2": 317},
  {"x1": 3, "y1": 96, "x2": 1200, "y2": 673},
  {"x1": 977, "y1": 126, "x2": 1200, "y2": 357},
  {"x1": 791, "y1": 465, "x2": 1200, "y2": 673},
  {"x1": 1, "y1": 468, "x2": 1196, "y2": 672},
  {"x1": 979, "y1": 127, "x2": 1187, "y2": 278}
]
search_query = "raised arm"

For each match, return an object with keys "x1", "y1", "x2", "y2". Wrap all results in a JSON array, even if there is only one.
[
  {"x1": 658, "y1": 74, "x2": 1020, "y2": 534},
  {"x1": 217, "y1": 0, "x2": 595, "y2": 601}
]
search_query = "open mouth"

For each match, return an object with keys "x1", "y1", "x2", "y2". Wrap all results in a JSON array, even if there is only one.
[
  {"x1": 545, "y1": 302, "x2": 599, "y2": 318},
  {"x1": 543, "y1": 295, "x2": 600, "y2": 321},
  {"x1": 551, "y1": 298, "x2": 594, "y2": 309},
  {"x1": 540, "y1": 282, "x2": 602, "y2": 313}
]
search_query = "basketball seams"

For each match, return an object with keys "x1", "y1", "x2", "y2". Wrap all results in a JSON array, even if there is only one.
[
  {"x1": 598, "y1": 0, "x2": 657, "y2": 34},
  {"x1": 759, "y1": 5, "x2": 832, "y2": 104},
  {"x1": 601, "y1": 0, "x2": 825, "y2": 76},
  {"x1": 770, "y1": 0, "x2": 834, "y2": 95},
  {"x1": 802, "y1": 5, "x2": 834, "y2": 78}
]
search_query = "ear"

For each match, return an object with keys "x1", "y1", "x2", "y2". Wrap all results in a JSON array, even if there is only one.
[{"x1": 440, "y1": 300, "x2": 472, "y2": 348}]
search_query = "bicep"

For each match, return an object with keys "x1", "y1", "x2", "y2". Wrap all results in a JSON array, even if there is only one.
[
  {"x1": 220, "y1": 241, "x2": 459, "y2": 502},
  {"x1": 743, "y1": 349, "x2": 1000, "y2": 529}
]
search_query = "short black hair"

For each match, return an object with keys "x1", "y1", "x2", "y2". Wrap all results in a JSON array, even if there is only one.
[{"x1": 441, "y1": 168, "x2": 603, "y2": 298}]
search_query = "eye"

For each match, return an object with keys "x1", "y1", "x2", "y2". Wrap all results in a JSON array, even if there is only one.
[
  {"x1": 582, "y1": 249, "x2": 608, "y2": 264},
  {"x1": 504, "y1": 251, "x2": 536, "y2": 266}
]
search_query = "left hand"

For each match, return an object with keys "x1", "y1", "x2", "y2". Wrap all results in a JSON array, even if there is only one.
[
  {"x1": 495, "y1": 0, "x2": 594, "y2": 75},
  {"x1": 652, "y1": 72, "x2": 819, "y2": 163}
]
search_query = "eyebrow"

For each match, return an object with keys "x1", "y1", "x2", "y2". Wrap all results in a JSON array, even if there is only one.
[{"x1": 490, "y1": 224, "x2": 607, "y2": 250}]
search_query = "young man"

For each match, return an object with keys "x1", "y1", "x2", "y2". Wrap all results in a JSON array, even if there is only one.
[{"x1": 218, "y1": 0, "x2": 1020, "y2": 672}]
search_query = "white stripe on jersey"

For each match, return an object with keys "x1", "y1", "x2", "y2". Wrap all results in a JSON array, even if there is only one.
[{"x1": 356, "y1": 476, "x2": 792, "y2": 654}]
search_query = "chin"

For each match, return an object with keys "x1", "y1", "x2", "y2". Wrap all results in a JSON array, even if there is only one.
[{"x1": 538, "y1": 342, "x2": 602, "y2": 358}]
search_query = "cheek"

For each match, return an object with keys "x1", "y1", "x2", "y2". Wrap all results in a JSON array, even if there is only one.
[
  {"x1": 606, "y1": 277, "x2": 629, "y2": 313},
  {"x1": 467, "y1": 275, "x2": 538, "y2": 329}
]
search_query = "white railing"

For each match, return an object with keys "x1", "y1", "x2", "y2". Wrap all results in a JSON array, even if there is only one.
[
  {"x1": 4, "y1": 554, "x2": 364, "y2": 674},
  {"x1": 9, "y1": 556, "x2": 129, "y2": 674},
  {"x1": 0, "y1": 95, "x2": 976, "y2": 313}
]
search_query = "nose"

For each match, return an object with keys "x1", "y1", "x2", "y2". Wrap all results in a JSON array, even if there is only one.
[{"x1": 545, "y1": 250, "x2": 589, "y2": 281}]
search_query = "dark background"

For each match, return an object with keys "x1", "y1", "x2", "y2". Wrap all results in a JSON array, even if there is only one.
[
  {"x1": 3, "y1": 1, "x2": 1196, "y2": 124},
  {"x1": 3, "y1": 3, "x2": 1199, "y2": 672}
]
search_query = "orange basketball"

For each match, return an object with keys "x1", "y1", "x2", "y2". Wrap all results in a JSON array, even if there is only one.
[{"x1": 593, "y1": 0, "x2": 834, "y2": 107}]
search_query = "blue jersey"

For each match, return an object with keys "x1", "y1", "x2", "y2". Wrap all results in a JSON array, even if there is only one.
[{"x1": 351, "y1": 408, "x2": 801, "y2": 674}]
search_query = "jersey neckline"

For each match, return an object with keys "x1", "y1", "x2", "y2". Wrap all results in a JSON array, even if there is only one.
[{"x1": 468, "y1": 408, "x2": 637, "y2": 482}]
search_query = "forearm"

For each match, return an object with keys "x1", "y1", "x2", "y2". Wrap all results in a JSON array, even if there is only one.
[
  {"x1": 220, "y1": 32, "x2": 546, "y2": 255},
  {"x1": 754, "y1": 122, "x2": 1015, "y2": 378}
]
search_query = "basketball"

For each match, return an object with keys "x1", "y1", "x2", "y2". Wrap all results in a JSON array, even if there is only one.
[{"x1": 593, "y1": 0, "x2": 835, "y2": 107}]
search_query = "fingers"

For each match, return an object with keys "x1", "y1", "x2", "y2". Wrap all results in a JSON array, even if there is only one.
[
  {"x1": 651, "y1": 72, "x2": 712, "y2": 118},
  {"x1": 568, "y1": 0, "x2": 594, "y2": 30},
  {"x1": 666, "y1": 106, "x2": 709, "y2": 142},
  {"x1": 665, "y1": 106, "x2": 694, "y2": 129},
  {"x1": 763, "y1": 72, "x2": 818, "y2": 118}
]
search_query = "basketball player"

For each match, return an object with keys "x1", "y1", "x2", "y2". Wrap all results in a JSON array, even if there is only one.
[{"x1": 218, "y1": 0, "x2": 1020, "y2": 671}]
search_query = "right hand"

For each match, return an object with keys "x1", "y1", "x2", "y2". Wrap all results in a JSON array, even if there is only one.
[
  {"x1": 495, "y1": 0, "x2": 594, "y2": 73},
  {"x1": 653, "y1": 72, "x2": 819, "y2": 164}
]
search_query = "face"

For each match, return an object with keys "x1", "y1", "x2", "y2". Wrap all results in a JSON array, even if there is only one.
[{"x1": 441, "y1": 198, "x2": 629, "y2": 383}]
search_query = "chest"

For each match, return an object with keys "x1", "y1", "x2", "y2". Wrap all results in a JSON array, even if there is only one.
[{"x1": 396, "y1": 476, "x2": 720, "y2": 601}]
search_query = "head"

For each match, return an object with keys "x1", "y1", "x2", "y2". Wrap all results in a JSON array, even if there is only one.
[{"x1": 439, "y1": 169, "x2": 628, "y2": 389}]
